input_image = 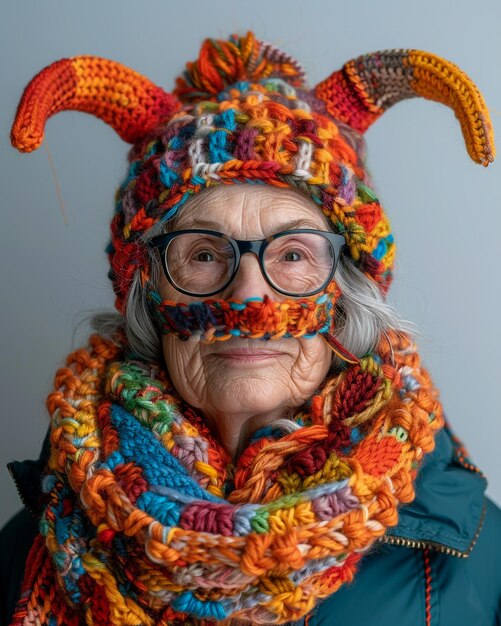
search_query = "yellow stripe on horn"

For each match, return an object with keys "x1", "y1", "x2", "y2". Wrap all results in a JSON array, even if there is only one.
[
  {"x1": 406, "y1": 51, "x2": 495, "y2": 166},
  {"x1": 11, "y1": 56, "x2": 180, "y2": 153}
]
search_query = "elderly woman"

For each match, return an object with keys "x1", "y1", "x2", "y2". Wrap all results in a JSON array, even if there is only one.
[{"x1": 2, "y1": 33, "x2": 500, "y2": 626}]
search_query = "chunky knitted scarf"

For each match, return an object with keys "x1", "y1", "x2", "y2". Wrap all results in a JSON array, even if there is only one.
[{"x1": 12, "y1": 331, "x2": 443, "y2": 625}]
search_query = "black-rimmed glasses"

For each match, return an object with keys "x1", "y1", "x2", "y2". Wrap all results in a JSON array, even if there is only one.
[{"x1": 148, "y1": 229, "x2": 346, "y2": 297}]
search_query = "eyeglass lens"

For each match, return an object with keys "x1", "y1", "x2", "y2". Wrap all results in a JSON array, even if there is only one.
[{"x1": 165, "y1": 232, "x2": 334, "y2": 296}]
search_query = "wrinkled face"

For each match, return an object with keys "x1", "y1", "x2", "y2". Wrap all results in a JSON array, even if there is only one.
[{"x1": 159, "y1": 185, "x2": 333, "y2": 455}]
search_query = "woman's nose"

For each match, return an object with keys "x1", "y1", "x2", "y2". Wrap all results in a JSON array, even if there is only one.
[{"x1": 224, "y1": 253, "x2": 279, "y2": 301}]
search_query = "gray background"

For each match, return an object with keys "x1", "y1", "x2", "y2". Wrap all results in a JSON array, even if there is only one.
[{"x1": 1, "y1": 0, "x2": 500, "y2": 527}]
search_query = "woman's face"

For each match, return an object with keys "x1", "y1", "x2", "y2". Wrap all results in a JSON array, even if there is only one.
[{"x1": 159, "y1": 185, "x2": 333, "y2": 455}]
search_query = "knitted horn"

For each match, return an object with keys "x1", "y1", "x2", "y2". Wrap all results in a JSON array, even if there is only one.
[
  {"x1": 315, "y1": 49, "x2": 495, "y2": 166},
  {"x1": 11, "y1": 56, "x2": 180, "y2": 153}
]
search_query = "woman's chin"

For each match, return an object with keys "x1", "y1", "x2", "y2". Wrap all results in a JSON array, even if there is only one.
[{"x1": 205, "y1": 373, "x2": 294, "y2": 418}]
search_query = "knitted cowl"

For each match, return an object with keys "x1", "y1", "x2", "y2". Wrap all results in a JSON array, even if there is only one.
[{"x1": 11, "y1": 330, "x2": 443, "y2": 625}]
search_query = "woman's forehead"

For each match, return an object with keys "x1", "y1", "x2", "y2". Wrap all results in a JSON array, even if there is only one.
[{"x1": 173, "y1": 185, "x2": 328, "y2": 234}]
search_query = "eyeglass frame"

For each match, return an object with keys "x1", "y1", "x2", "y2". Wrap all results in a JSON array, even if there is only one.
[{"x1": 148, "y1": 228, "x2": 347, "y2": 298}]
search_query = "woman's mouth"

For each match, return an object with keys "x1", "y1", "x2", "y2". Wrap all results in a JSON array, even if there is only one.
[
  {"x1": 213, "y1": 348, "x2": 281, "y2": 362},
  {"x1": 206, "y1": 340, "x2": 289, "y2": 364}
]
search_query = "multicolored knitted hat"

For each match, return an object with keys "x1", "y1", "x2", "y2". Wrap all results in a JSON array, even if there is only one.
[{"x1": 11, "y1": 32, "x2": 495, "y2": 315}]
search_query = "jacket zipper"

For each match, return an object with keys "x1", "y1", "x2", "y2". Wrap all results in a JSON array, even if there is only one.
[
  {"x1": 381, "y1": 501, "x2": 487, "y2": 558},
  {"x1": 7, "y1": 462, "x2": 40, "y2": 520}
]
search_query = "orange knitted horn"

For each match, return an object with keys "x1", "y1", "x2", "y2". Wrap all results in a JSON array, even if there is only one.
[
  {"x1": 315, "y1": 49, "x2": 495, "y2": 166},
  {"x1": 11, "y1": 56, "x2": 180, "y2": 153}
]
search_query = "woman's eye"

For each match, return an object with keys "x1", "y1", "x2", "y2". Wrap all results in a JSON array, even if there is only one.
[
  {"x1": 193, "y1": 250, "x2": 215, "y2": 262},
  {"x1": 282, "y1": 250, "x2": 303, "y2": 262}
]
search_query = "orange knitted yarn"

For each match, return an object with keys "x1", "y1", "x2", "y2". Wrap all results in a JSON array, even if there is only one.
[
  {"x1": 11, "y1": 57, "x2": 179, "y2": 152},
  {"x1": 12, "y1": 330, "x2": 443, "y2": 625}
]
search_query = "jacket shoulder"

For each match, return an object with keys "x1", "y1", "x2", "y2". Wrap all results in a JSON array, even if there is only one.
[
  {"x1": 418, "y1": 495, "x2": 501, "y2": 625},
  {"x1": 483, "y1": 495, "x2": 501, "y2": 539},
  {"x1": 310, "y1": 496, "x2": 501, "y2": 626}
]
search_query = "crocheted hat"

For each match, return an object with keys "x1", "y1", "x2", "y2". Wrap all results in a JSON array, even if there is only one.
[{"x1": 11, "y1": 33, "x2": 495, "y2": 315}]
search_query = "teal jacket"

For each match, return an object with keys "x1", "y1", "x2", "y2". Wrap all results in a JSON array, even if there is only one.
[
  {"x1": 309, "y1": 425, "x2": 501, "y2": 625},
  {"x1": 1, "y1": 425, "x2": 501, "y2": 625}
]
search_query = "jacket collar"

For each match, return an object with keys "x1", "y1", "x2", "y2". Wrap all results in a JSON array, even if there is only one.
[
  {"x1": 386, "y1": 423, "x2": 487, "y2": 554},
  {"x1": 9, "y1": 424, "x2": 487, "y2": 555},
  {"x1": 8, "y1": 429, "x2": 50, "y2": 518}
]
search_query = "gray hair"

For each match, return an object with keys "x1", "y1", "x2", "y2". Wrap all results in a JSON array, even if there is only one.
[{"x1": 91, "y1": 243, "x2": 413, "y2": 369}]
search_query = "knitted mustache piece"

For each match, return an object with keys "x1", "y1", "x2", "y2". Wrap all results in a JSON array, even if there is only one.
[
  {"x1": 11, "y1": 33, "x2": 495, "y2": 316},
  {"x1": 147, "y1": 291, "x2": 334, "y2": 340},
  {"x1": 146, "y1": 288, "x2": 360, "y2": 364}
]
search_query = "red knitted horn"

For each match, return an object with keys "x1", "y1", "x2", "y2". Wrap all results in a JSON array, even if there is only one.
[
  {"x1": 11, "y1": 56, "x2": 181, "y2": 153},
  {"x1": 315, "y1": 49, "x2": 495, "y2": 166}
]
